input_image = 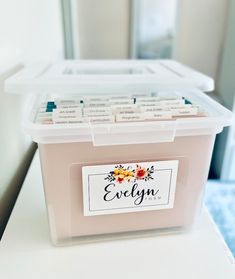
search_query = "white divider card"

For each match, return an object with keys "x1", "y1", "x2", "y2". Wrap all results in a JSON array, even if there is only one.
[
  {"x1": 164, "y1": 104, "x2": 192, "y2": 109},
  {"x1": 85, "y1": 113, "x2": 112, "y2": 118},
  {"x1": 115, "y1": 110, "x2": 140, "y2": 115},
  {"x1": 171, "y1": 107, "x2": 198, "y2": 116},
  {"x1": 135, "y1": 97, "x2": 161, "y2": 103},
  {"x1": 54, "y1": 119, "x2": 85, "y2": 124},
  {"x1": 36, "y1": 119, "x2": 53, "y2": 124},
  {"x1": 86, "y1": 115, "x2": 115, "y2": 124},
  {"x1": 111, "y1": 104, "x2": 140, "y2": 114},
  {"x1": 84, "y1": 95, "x2": 134, "y2": 102},
  {"x1": 84, "y1": 99, "x2": 135, "y2": 107},
  {"x1": 53, "y1": 117, "x2": 84, "y2": 124},
  {"x1": 116, "y1": 112, "x2": 172, "y2": 122},
  {"x1": 82, "y1": 160, "x2": 179, "y2": 216},
  {"x1": 140, "y1": 104, "x2": 192, "y2": 112},
  {"x1": 157, "y1": 94, "x2": 182, "y2": 100},
  {"x1": 56, "y1": 104, "x2": 83, "y2": 109},
  {"x1": 52, "y1": 108, "x2": 83, "y2": 123},
  {"x1": 144, "y1": 111, "x2": 172, "y2": 120},
  {"x1": 159, "y1": 99, "x2": 185, "y2": 106},
  {"x1": 131, "y1": 93, "x2": 152, "y2": 98},
  {"x1": 109, "y1": 99, "x2": 134, "y2": 106},
  {"x1": 83, "y1": 107, "x2": 112, "y2": 115},
  {"x1": 140, "y1": 107, "x2": 170, "y2": 112},
  {"x1": 36, "y1": 94, "x2": 205, "y2": 125},
  {"x1": 83, "y1": 97, "x2": 110, "y2": 102},
  {"x1": 138, "y1": 102, "x2": 163, "y2": 108},
  {"x1": 55, "y1": 99, "x2": 81, "y2": 105},
  {"x1": 83, "y1": 93, "x2": 149, "y2": 101},
  {"x1": 53, "y1": 108, "x2": 82, "y2": 115},
  {"x1": 116, "y1": 113, "x2": 145, "y2": 122},
  {"x1": 83, "y1": 107, "x2": 113, "y2": 118},
  {"x1": 137, "y1": 99, "x2": 185, "y2": 106},
  {"x1": 136, "y1": 96, "x2": 185, "y2": 103},
  {"x1": 84, "y1": 101, "x2": 110, "y2": 107}
]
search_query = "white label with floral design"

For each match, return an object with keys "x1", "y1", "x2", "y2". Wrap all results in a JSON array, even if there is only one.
[{"x1": 82, "y1": 160, "x2": 178, "y2": 216}]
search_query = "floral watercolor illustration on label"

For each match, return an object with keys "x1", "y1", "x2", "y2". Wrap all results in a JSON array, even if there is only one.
[{"x1": 82, "y1": 160, "x2": 178, "y2": 216}]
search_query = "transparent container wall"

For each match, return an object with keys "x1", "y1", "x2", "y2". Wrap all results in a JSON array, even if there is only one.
[{"x1": 38, "y1": 134, "x2": 216, "y2": 245}]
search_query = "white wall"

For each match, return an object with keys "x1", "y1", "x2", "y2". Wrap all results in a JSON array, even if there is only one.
[
  {"x1": 0, "y1": 0, "x2": 63, "y2": 64},
  {"x1": 73, "y1": 0, "x2": 228, "y2": 70},
  {"x1": 217, "y1": 0, "x2": 235, "y2": 109},
  {"x1": 0, "y1": 66, "x2": 36, "y2": 237},
  {"x1": 174, "y1": 0, "x2": 228, "y2": 79},
  {"x1": 74, "y1": 0, "x2": 130, "y2": 59},
  {"x1": 212, "y1": 0, "x2": 235, "y2": 179},
  {"x1": 0, "y1": 0, "x2": 63, "y2": 237},
  {"x1": 173, "y1": 0, "x2": 235, "y2": 180}
]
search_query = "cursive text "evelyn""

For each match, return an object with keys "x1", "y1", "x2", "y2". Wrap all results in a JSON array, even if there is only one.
[{"x1": 103, "y1": 183, "x2": 159, "y2": 205}]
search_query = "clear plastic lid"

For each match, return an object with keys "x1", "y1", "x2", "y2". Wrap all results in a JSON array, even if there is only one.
[
  {"x1": 4, "y1": 60, "x2": 233, "y2": 146},
  {"x1": 5, "y1": 60, "x2": 214, "y2": 95}
]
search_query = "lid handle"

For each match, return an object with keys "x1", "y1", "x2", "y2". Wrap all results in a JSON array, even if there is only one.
[{"x1": 89, "y1": 122, "x2": 177, "y2": 146}]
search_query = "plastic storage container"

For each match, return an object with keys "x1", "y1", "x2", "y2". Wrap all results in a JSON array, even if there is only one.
[{"x1": 5, "y1": 60, "x2": 233, "y2": 245}]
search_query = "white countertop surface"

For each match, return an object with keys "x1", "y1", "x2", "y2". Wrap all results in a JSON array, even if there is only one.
[{"x1": 0, "y1": 151, "x2": 234, "y2": 279}]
